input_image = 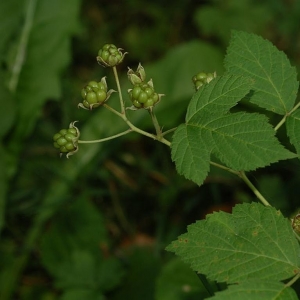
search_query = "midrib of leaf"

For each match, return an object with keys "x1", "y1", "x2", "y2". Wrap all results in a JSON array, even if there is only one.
[
  {"x1": 8, "y1": 0, "x2": 37, "y2": 92},
  {"x1": 229, "y1": 35, "x2": 287, "y2": 113}
]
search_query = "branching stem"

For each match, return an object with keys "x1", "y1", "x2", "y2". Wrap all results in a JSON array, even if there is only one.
[{"x1": 274, "y1": 101, "x2": 300, "y2": 131}]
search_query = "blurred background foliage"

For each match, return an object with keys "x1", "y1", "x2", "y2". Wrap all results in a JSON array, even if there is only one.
[{"x1": 0, "y1": 0, "x2": 300, "y2": 299}]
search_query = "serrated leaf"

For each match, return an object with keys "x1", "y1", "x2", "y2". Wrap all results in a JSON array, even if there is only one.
[
  {"x1": 224, "y1": 31, "x2": 299, "y2": 115},
  {"x1": 166, "y1": 202, "x2": 300, "y2": 283},
  {"x1": 171, "y1": 75, "x2": 296, "y2": 186},
  {"x1": 286, "y1": 108, "x2": 300, "y2": 157},
  {"x1": 209, "y1": 280, "x2": 298, "y2": 300}
]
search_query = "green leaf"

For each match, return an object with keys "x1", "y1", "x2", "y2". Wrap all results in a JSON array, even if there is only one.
[
  {"x1": 111, "y1": 247, "x2": 160, "y2": 300},
  {"x1": 209, "y1": 280, "x2": 298, "y2": 300},
  {"x1": 171, "y1": 75, "x2": 295, "y2": 186},
  {"x1": 166, "y1": 202, "x2": 300, "y2": 283},
  {"x1": 194, "y1": 1, "x2": 272, "y2": 46},
  {"x1": 144, "y1": 40, "x2": 225, "y2": 129},
  {"x1": 60, "y1": 289, "x2": 105, "y2": 300},
  {"x1": 224, "y1": 31, "x2": 299, "y2": 115},
  {"x1": 9, "y1": 0, "x2": 81, "y2": 143},
  {"x1": 286, "y1": 108, "x2": 300, "y2": 157},
  {"x1": 54, "y1": 250, "x2": 124, "y2": 292},
  {"x1": 0, "y1": 0, "x2": 24, "y2": 55}
]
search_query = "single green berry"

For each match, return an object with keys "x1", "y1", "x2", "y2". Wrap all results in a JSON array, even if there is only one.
[
  {"x1": 192, "y1": 71, "x2": 217, "y2": 91},
  {"x1": 78, "y1": 77, "x2": 116, "y2": 110},
  {"x1": 128, "y1": 80, "x2": 164, "y2": 110},
  {"x1": 96, "y1": 44, "x2": 127, "y2": 67},
  {"x1": 53, "y1": 122, "x2": 80, "y2": 158}
]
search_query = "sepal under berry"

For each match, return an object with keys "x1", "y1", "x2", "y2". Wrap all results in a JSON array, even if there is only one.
[
  {"x1": 292, "y1": 213, "x2": 300, "y2": 234},
  {"x1": 97, "y1": 44, "x2": 127, "y2": 67},
  {"x1": 78, "y1": 77, "x2": 116, "y2": 110},
  {"x1": 127, "y1": 63, "x2": 146, "y2": 85},
  {"x1": 53, "y1": 121, "x2": 80, "y2": 158},
  {"x1": 192, "y1": 71, "x2": 217, "y2": 90},
  {"x1": 127, "y1": 79, "x2": 164, "y2": 110}
]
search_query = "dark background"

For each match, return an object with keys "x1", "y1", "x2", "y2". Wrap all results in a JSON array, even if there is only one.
[{"x1": 0, "y1": 0, "x2": 300, "y2": 299}]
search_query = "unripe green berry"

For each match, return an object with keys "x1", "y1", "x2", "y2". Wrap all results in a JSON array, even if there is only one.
[
  {"x1": 53, "y1": 122, "x2": 80, "y2": 157},
  {"x1": 97, "y1": 44, "x2": 127, "y2": 67},
  {"x1": 128, "y1": 81, "x2": 163, "y2": 109},
  {"x1": 192, "y1": 71, "x2": 216, "y2": 91},
  {"x1": 79, "y1": 78, "x2": 115, "y2": 110}
]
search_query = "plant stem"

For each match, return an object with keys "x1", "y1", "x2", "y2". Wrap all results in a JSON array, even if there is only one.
[
  {"x1": 210, "y1": 161, "x2": 240, "y2": 176},
  {"x1": 112, "y1": 66, "x2": 126, "y2": 115},
  {"x1": 274, "y1": 101, "x2": 300, "y2": 131},
  {"x1": 148, "y1": 107, "x2": 162, "y2": 136},
  {"x1": 103, "y1": 104, "x2": 171, "y2": 147},
  {"x1": 239, "y1": 171, "x2": 271, "y2": 206},
  {"x1": 210, "y1": 162, "x2": 271, "y2": 206},
  {"x1": 161, "y1": 127, "x2": 177, "y2": 137},
  {"x1": 285, "y1": 272, "x2": 300, "y2": 288},
  {"x1": 8, "y1": 0, "x2": 38, "y2": 92},
  {"x1": 78, "y1": 129, "x2": 132, "y2": 144},
  {"x1": 197, "y1": 273, "x2": 215, "y2": 296}
]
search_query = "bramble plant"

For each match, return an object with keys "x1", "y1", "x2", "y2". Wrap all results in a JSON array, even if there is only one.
[{"x1": 53, "y1": 33, "x2": 300, "y2": 299}]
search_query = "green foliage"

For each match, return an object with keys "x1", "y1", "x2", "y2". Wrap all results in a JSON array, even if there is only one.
[
  {"x1": 224, "y1": 31, "x2": 299, "y2": 115},
  {"x1": 210, "y1": 281, "x2": 298, "y2": 300},
  {"x1": 167, "y1": 202, "x2": 300, "y2": 282},
  {"x1": 40, "y1": 198, "x2": 124, "y2": 298},
  {"x1": 171, "y1": 73, "x2": 295, "y2": 185},
  {"x1": 1, "y1": 1, "x2": 300, "y2": 300},
  {"x1": 155, "y1": 258, "x2": 213, "y2": 299}
]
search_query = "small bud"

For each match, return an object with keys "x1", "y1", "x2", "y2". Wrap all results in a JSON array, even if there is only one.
[
  {"x1": 96, "y1": 44, "x2": 127, "y2": 67},
  {"x1": 78, "y1": 77, "x2": 116, "y2": 110},
  {"x1": 53, "y1": 121, "x2": 80, "y2": 158},
  {"x1": 127, "y1": 63, "x2": 146, "y2": 85}
]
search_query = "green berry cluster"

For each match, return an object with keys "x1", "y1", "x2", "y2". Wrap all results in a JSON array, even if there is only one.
[
  {"x1": 78, "y1": 78, "x2": 114, "y2": 110},
  {"x1": 129, "y1": 81, "x2": 160, "y2": 109},
  {"x1": 192, "y1": 72, "x2": 216, "y2": 90},
  {"x1": 97, "y1": 44, "x2": 126, "y2": 67},
  {"x1": 53, "y1": 122, "x2": 79, "y2": 157}
]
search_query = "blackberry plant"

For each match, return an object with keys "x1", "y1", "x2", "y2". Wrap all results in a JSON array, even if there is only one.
[{"x1": 54, "y1": 33, "x2": 300, "y2": 299}]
